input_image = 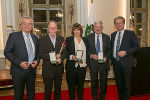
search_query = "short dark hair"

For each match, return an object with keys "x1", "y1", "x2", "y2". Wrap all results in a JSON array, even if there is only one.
[
  {"x1": 72, "y1": 23, "x2": 83, "y2": 36},
  {"x1": 114, "y1": 16, "x2": 125, "y2": 24}
]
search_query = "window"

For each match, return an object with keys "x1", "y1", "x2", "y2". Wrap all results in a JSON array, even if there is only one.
[
  {"x1": 29, "y1": 0, "x2": 65, "y2": 37},
  {"x1": 130, "y1": 0, "x2": 148, "y2": 46}
]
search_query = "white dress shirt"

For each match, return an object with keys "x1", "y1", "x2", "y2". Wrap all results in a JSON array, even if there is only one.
[
  {"x1": 70, "y1": 37, "x2": 87, "y2": 68},
  {"x1": 22, "y1": 31, "x2": 35, "y2": 56},
  {"x1": 49, "y1": 34, "x2": 56, "y2": 48},
  {"x1": 113, "y1": 29, "x2": 125, "y2": 58}
]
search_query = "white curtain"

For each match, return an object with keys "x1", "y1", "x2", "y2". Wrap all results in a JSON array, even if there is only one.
[
  {"x1": 77, "y1": 0, "x2": 96, "y2": 80},
  {"x1": 77, "y1": 0, "x2": 88, "y2": 28},
  {"x1": 88, "y1": 1, "x2": 96, "y2": 25}
]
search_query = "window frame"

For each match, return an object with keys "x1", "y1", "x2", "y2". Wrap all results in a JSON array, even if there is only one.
[
  {"x1": 29, "y1": 0, "x2": 66, "y2": 37},
  {"x1": 130, "y1": 0, "x2": 148, "y2": 47}
]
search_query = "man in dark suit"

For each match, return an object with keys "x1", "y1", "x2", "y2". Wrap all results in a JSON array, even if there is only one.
[
  {"x1": 39, "y1": 21, "x2": 65, "y2": 100},
  {"x1": 111, "y1": 16, "x2": 140, "y2": 100},
  {"x1": 86, "y1": 20, "x2": 111, "y2": 100},
  {"x1": 4, "y1": 16, "x2": 39, "y2": 100}
]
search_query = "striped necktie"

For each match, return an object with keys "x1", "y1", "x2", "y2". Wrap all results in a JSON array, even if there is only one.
[
  {"x1": 26, "y1": 34, "x2": 34, "y2": 64},
  {"x1": 116, "y1": 32, "x2": 121, "y2": 61},
  {"x1": 96, "y1": 35, "x2": 100, "y2": 54}
]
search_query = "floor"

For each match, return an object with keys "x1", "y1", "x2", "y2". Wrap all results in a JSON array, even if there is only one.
[{"x1": 0, "y1": 73, "x2": 116, "y2": 96}]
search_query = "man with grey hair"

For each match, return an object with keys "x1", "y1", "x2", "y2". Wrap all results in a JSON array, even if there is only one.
[
  {"x1": 86, "y1": 20, "x2": 111, "y2": 100},
  {"x1": 39, "y1": 21, "x2": 65, "y2": 100},
  {"x1": 111, "y1": 16, "x2": 140, "y2": 100},
  {"x1": 4, "y1": 16, "x2": 40, "y2": 100}
]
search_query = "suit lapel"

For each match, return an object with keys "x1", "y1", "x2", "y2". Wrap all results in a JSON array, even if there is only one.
[
  {"x1": 55, "y1": 35, "x2": 60, "y2": 50},
  {"x1": 91, "y1": 33, "x2": 96, "y2": 52},
  {"x1": 47, "y1": 35, "x2": 55, "y2": 51},
  {"x1": 30, "y1": 34, "x2": 37, "y2": 54},
  {"x1": 102, "y1": 33, "x2": 105, "y2": 51},
  {"x1": 120, "y1": 30, "x2": 127, "y2": 50},
  {"x1": 112, "y1": 32, "x2": 117, "y2": 46},
  {"x1": 31, "y1": 34, "x2": 36, "y2": 46},
  {"x1": 19, "y1": 31, "x2": 28, "y2": 56},
  {"x1": 71, "y1": 36, "x2": 75, "y2": 54}
]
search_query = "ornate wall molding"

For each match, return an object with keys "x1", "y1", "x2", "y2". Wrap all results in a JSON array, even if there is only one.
[
  {"x1": 15, "y1": 0, "x2": 29, "y2": 31},
  {"x1": 65, "y1": 0, "x2": 77, "y2": 37}
]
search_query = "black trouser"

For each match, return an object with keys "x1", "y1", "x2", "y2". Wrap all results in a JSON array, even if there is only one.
[
  {"x1": 113, "y1": 60, "x2": 132, "y2": 100},
  {"x1": 43, "y1": 73, "x2": 62, "y2": 100},
  {"x1": 66, "y1": 66, "x2": 86, "y2": 100},
  {"x1": 12, "y1": 68, "x2": 36, "y2": 100},
  {"x1": 90, "y1": 64, "x2": 108, "y2": 100}
]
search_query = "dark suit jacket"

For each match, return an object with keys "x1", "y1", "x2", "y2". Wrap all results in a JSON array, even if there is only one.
[
  {"x1": 4, "y1": 31, "x2": 39, "y2": 75},
  {"x1": 86, "y1": 33, "x2": 111, "y2": 70},
  {"x1": 65, "y1": 36, "x2": 88, "y2": 71},
  {"x1": 39, "y1": 35, "x2": 65, "y2": 79},
  {"x1": 111, "y1": 30, "x2": 140, "y2": 68}
]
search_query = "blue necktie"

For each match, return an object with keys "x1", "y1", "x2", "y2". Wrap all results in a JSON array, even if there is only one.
[
  {"x1": 116, "y1": 32, "x2": 121, "y2": 61},
  {"x1": 96, "y1": 35, "x2": 100, "y2": 54},
  {"x1": 26, "y1": 34, "x2": 34, "y2": 64}
]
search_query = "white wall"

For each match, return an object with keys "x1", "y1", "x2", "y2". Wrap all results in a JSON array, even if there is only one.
[{"x1": 94, "y1": 0, "x2": 130, "y2": 35}]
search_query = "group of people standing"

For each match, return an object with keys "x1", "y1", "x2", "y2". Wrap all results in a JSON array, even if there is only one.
[{"x1": 4, "y1": 16, "x2": 140, "y2": 100}]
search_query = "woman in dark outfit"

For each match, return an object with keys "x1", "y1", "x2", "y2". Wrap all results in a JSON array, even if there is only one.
[{"x1": 65, "y1": 23, "x2": 88, "y2": 100}]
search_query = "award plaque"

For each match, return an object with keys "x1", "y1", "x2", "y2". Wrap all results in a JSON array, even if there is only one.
[
  {"x1": 76, "y1": 50, "x2": 83, "y2": 64},
  {"x1": 98, "y1": 51, "x2": 104, "y2": 63},
  {"x1": 49, "y1": 52, "x2": 58, "y2": 64}
]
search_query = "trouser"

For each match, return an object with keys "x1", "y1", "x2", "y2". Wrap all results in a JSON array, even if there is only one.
[
  {"x1": 43, "y1": 73, "x2": 62, "y2": 100},
  {"x1": 113, "y1": 60, "x2": 132, "y2": 100},
  {"x1": 90, "y1": 64, "x2": 108, "y2": 100},
  {"x1": 12, "y1": 68, "x2": 36, "y2": 100},
  {"x1": 66, "y1": 66, "x2": 86, "y2": 100}
]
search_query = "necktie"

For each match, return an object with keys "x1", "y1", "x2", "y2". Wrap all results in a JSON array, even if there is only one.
[
  {"x1": 96, "y1": 35, "x2": 100, "y2": 54},
  {"x1": 26, "y1": 34, "x2": 34, "y2": 64},
  {"x1": 116, "y1": 32, "x2": 121, "y2": 61}
]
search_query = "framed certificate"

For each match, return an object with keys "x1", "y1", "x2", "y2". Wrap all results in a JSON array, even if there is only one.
[
  {"x1": 98, "y1": 51, "x2": 103, "y2": 59},
  {"x1": 76, "y1": 50, "x2": 83, "y2": 59},
  {"x1": 98, "y1": 51, "x2": 104, "y2": 63},
  {"x1": 49, "y1": 52, "x2": 56, "y2": 62},
  {"x1": 75, "y1": 50, "x2": 84, "y2": 64}
]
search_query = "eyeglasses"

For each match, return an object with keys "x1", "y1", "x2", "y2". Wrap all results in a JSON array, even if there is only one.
[{"x1": 115, "y1": 22, "x2": 124, "y2": 25}]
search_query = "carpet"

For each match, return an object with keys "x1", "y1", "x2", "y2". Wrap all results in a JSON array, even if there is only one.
[{"x1": 0, "y1": 85, "x2": 150, "y2": 100}]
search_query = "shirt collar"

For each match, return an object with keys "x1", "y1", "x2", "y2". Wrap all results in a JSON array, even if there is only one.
[
  {"x1": 118, "y1": 29, "x2": 125, "y2": 34},
  {"x1": 95, "y1": 33, "x2": 102, "y2": 37},
  {"x1": 22, "y1": 31, "x2": 31, "y2": 36},
  {"x1": 48, "y1": 34, "x2": 56, "y2": 40}
]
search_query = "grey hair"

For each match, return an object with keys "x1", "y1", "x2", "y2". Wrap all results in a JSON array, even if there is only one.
[
  {"x1": 94, "y1": 20, "x2": 103, "y2": 26},
  {"x1": 48, "y1": 21, "x2": 58, "y2": 27},
  {"x1": 20, "y1": 16, "x2": 33, "y2": 25},
  {"x1": 114, "y1": 16, "x2": 125, "y2": 24}
]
